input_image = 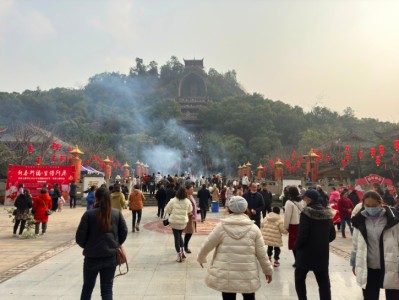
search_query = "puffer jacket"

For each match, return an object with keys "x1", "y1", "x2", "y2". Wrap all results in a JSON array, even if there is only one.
[
  {"x1": 164, "y1": 197, "x2": 193, "y2": 230},
  {"x1": 110, "y1": 192, "x2": 126, "y2": 211},
  {"x1": 197, "y1": 213, "x2": 273, "y2": 293},
  {"x1": 261, "y1": 212, "x2": 287, "y2": 247},
  {"x1": 76, "y1": 207, "x2": 128, "y2": 258},
  {"x1": 350, "y1": 206, "x2": 399, "y2": 289},
  {"x1": 32, "y1": 193, "x2": 52, "y2": 223},
  {"x1": 129, "y1": 189, "x2": 145, "y2": 211}
]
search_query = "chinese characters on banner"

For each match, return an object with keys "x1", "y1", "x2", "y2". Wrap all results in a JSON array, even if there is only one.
[{"x1": 5, "y1": 165, "x2": 75, "y2": 204}]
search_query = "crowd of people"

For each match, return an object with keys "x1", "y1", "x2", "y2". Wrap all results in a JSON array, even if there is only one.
[{"x1": 11, "y1": 174, "x2": 399, "y2": 300}]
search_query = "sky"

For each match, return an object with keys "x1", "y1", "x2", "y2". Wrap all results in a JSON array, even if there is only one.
[{"x1": 1, "y1": 0, "x2": 399, "y2": 122}]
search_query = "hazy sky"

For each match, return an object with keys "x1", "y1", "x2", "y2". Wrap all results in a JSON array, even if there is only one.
[{"x1": 1, "y1": 0, "x2": 399, "y2": 122}]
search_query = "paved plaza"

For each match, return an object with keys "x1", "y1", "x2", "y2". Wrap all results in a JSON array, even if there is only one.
[{"x1": 0, "y1": 205, "x2": 386, "y2": 299}]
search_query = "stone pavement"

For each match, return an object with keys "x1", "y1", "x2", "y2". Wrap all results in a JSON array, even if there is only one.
[{"x1": 0, "y1": 205, "x2": 386, "y2": 299}]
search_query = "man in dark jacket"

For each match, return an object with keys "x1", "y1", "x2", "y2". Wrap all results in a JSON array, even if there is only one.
[
  {"x1": 197, "y1": 184, "x2": 212, "y2": 222},
  {"x1": 69, "y1": 182, "x2": 77, "y2": 208},
  {"x1": 155, "y1": 185, "x2": 167, "y2": 218},
  {"x1": 295, "y1": 189, "x2": 336, "y2": 300},
  {"x1": 260, "y1": 182, "x2": 273, "y2": 218},
  {"x1": 243, "y1": 182, "x2": 265, "y2": 228}
]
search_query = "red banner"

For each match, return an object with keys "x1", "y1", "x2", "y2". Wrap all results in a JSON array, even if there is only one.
[{"x1": 5, "y1": 165, "x2": 75, "y2": 203}]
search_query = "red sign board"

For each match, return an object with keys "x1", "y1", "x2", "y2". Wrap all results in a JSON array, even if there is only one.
[{"x1": 5, "y1": 165, "x2": 75, "y2": 203}]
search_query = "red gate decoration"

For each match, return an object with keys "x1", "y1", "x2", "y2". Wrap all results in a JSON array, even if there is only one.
[{"x1": 5, "y1": 165, "x2": 76, "y2": 203}]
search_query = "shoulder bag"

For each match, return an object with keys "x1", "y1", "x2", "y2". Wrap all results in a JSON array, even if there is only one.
[
  {"x1": 43, "y1": 200, "x2": 52, "y2": 215},
  {"x1": 114, "y1": 245, "x2": 128, "y2": 278}
]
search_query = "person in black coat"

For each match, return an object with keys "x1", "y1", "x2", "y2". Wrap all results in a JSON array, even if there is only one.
[
  {"x1": 155, "y1": 185, "x2": 167, "y2": 218},
  {"x1": 76, "y1": 187, "x2": 128, "y2": 299},
  {"x1": 197, "y1": 184, "x2": 212, "y2": 222},
  {"x1": 260, "y1": 182, "x2": 273, "y2": 218},
  {"x1": 295, "y1": 189, "x2": 336, "y2": 300},
  {"x1": 13, "y1": 189, "x2": 33, "y2": 236},
  {"x1": 69, "y1": 182, "x2": 77, "y2": 208},
  {"x1": 243, "y1": 182, "x2": 265, "y2": 228},
  {"x1": 51, "y1": 183, "x2": 61, "y2": 212}
]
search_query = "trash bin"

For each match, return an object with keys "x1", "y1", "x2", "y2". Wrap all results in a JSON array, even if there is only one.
[{"x1": 211, "y1": 201, "x2": 219, "y2": 212}]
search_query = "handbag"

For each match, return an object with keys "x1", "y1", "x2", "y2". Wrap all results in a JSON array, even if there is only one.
[
  {"x1": 114, "y1": 245, "x2": 128, "y2": 278},
  {"x1": 163, "y1": 218, "x2": 169, "y2": 226},
  {"x1": 42, "y1": 200, "x2": 52, "y2": 215}
]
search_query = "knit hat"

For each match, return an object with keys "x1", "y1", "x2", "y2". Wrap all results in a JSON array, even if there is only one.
[
  {"x1": 303, "y1": 189, "x2": 320, "y2": 203},
  {"x1": 228, "y1": 196, "x2": 248, "y2": 213}
]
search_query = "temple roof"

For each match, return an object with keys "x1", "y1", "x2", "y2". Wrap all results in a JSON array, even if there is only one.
[{"x1": 183, "y1": 59, "x2": 204, "y2": 68}]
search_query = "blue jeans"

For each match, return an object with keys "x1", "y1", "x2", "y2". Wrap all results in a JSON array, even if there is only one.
[
  {"x1": 341, "y1": 218, "x2": 353, "y2": 236},
  {"x1": 80, "y1": 256, "x2": 117, "y2": 300}
]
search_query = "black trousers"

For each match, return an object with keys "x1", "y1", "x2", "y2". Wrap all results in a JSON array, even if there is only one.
[
  {"x1": 200, "y1": 204, "x2": 207, "y2": 221},
  {"x1": 295, "y1": 267, "x2": 331, "y2": 300},
  {"x1": 70, "y1": 195, "x2": 76, "y2": 208},
  {"x1": 363, "y1": 268, "x2": 399, "y2": 300},
  {"x1": 267, "y1": 246, "x2": 281, "y2": 260},
  {"x1": 14, "y1": 219, "x2": 26, "y2": 235},
  {"x1": 172, "y1": 228, "x2": 184, "y2": 253},
  {"x1": 222, "y1": 292, "x2": 255, "y2": 300},
  {"x1": 132, "y1": 209, "x2": 142, "y2": 226}
]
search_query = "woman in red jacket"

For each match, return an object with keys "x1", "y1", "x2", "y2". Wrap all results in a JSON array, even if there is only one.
[
  {"x1": 32, "y1": 188, "x2": 52, "y2": 235},
  {"x1": 337, "y1": 190, "x2": 354, "y2": 238}
]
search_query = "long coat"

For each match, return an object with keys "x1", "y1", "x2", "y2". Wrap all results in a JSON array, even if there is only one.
[
  {"x1": 185, "y1": 195, "x2": 197, "y2": 234},
  {"x1": 197, "y1": 213, "x2": 273, "y2": 293},
  {"x1": 33, "y1": 193, "x2": 52, "y2": 223},
  {"x1": 350, "y1": 206, "x2": 399, "y2": 289},
  {"x1": 295, "y1": 204, "x2": 336, "y2": 272}
]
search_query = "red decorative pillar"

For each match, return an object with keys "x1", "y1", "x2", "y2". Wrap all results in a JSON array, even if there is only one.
[
  {"x1": 246, "y1": 162, "x2": 252, "y2": 179},
  {"x1": 103, "y1": 156, "x2": 112, "y2": 180},
  {"x1": 135, "y1": 161, "x2": 141, "y2": 177},
  {"x1": 257, "y1": 163, "x2": 264, "y2": 180},
  {"x1": 274, "y1": 160, "x2": 283, "y2": 181},
  {"x1": 123, "y1": 162, "x2": 130, "y2": 180},
  {"x1": 69, "y1": 145, "x2": 84, "y2": 183}
]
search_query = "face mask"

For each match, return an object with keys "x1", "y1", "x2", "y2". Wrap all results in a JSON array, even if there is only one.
[{"x1": 365, "y1": 207, "x2": 382, "y2": 216}]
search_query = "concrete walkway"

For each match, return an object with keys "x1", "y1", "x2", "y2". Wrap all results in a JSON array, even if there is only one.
[{"x1": 0, "y1": 205, "x2": 385, "y2": 299}]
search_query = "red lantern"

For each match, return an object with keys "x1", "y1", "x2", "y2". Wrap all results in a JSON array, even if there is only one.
[
  {"x1": 394, "y1": 140, "x2": 399, "y2": 151},
  {"x1": 326, "y1": 155, "x2": 331, "y2": 163},
  {"x1": 92, "y1": 155, "x2": 97, "y2": 161},
  {"x1": 370, "y1": 147, "x2": 376, "y2": 158},
  {"x1": 344, "y1": 145, "x2": 350, "y2": 152},
  {"x1": 52, "y1": 154, "x2": 57, "y2": 162},
  {"x1": 56, "y1": 143, "x2": 61, "y2": 151},
  {"x1": 296, "y1": 160, "x2": 301, "y2": 167},
  {"x1": 345, "y1": 153, "x2": 350, "y2": 161},
  {"x1": 68, "y1": 147, "x2": 73, "y2": 152},
  {"x1": 269, "y1": 160, "x2": 275, "y2": 168},
  {"x1": 285, "y1": 160, "x2": 290, "y2": 168},
  {"x1": 100, "y1": 162, "x2": 105, "y2": 168},
  {"x1": 341, "y1": 160, "x2": 346, "y2": 168},
  {"x1": 60, "y1": 154, "x2": 66, "y2": 161},
  {"x1": 376, "y1": 155, "x2": 381, "y2": 166},
  {"x1": 86, "y1": 159, "x2": 90, "y2": 166},
  {"x1": 358, "y1": 150, "x2": 363, "y2": 159},
  {"x1": 378, "y1": 145, "x2": 384, "y2": 156},
  {"x1": 291, "y1": 150, "x2": 296, "y2": 161},
  {"x1": 28, "y1": 144, "x2": 33, "y2": 153},
  {"x1": 36, "y1": 156, "x2": 41, "y2": 165}
]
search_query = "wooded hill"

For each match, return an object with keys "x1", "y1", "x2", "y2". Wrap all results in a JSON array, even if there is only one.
[{"x1": 0, "y1": 56, "x2": 398, "y2": 179}]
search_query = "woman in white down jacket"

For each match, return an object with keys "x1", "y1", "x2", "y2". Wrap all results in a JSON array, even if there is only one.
[
  {"x1": 350, "y1": 190, "x2": 399, "y2": 300},
  {"x1": 165, "y1": 187, "x2": 193, "y2": 263},
  {"x1": 197, "y1": 196, "x2": 273, "y2": 300}
]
